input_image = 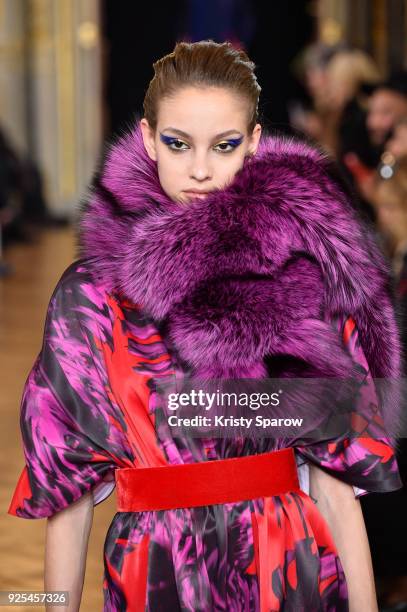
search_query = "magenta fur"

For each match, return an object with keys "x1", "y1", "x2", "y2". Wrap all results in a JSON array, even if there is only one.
[{"x1": 79, "y1": 122, "x2": 403, "y2": 433}]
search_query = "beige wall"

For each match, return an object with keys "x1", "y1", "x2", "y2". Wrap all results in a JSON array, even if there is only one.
[
  {"x1": 0, "y1": 0, "x2": 27, "y2": 154},
  {"x1": 0, "y1": 0, "x2": 102, "y2": 216}
]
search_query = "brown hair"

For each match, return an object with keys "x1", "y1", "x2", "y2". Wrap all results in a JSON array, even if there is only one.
[{"x1": 143, "y1": 40, "x2": 261, "y2": 132}]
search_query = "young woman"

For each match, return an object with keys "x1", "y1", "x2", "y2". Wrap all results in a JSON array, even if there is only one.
[{"x1": 8, "y1": 41, "x2": 403, "y2": 612}]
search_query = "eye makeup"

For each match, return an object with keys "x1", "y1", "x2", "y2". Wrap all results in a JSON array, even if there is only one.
[
  {"x1": 159, "y1": 134, "x2": 189, "y2": 151},
  {"x1": 159, "y1": 132, "x2": 244, "y2": 153},
  {"x1": 220, "y1": 136, "x2": 244, "y2": 147},
  {"x1": 213, "y1": 136, "x2": 244, "y2": 153}
]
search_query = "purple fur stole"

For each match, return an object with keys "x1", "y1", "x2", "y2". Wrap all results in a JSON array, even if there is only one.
[{"x1": 79, "y1": 122, "x2": 403, "y2": 432}]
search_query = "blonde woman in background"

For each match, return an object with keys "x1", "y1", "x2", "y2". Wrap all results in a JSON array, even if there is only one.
[{"x1": 295, "y1": 46, "x2": 382, "y2": 222}]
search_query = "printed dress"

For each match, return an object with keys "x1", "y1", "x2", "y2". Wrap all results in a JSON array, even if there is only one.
[{"x1": 8, "y1": 260, "x2": 402, "y2": 612}]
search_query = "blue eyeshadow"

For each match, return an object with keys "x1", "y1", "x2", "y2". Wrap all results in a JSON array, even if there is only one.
[
  {"x1": 159, "y1": 134, "x2": 178, "y2": 144},
  {"x1": 226, "y1": 137, "x2": 244, "y2": 146},
  {"x1": 159, "y1": 133, "x2": 244, "y2": 148}
]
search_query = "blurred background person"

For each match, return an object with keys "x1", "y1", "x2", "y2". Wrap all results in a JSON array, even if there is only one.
[
  {"x1": 326, "y1": 50, "x2": 380, "y2": 162},
  {"x1": 291, "y1": 41, "x2": 345, "y2": 150},
  {"x1": 386, "y1": 115, "x2": 407, "y2": 160},
  {"x1": 372, "y1": 157, "x2": 407, "y2": 340},
  {"x1": 0, "y1": 123, "x2": 61, "y2": 276},
  {"x1": 368, "y1": 158, "x2": 407, "y2": 611},
  {"x1": 293, "y1": 44, "x2": 383, "y2": 221},
  {"x1": 325, "y1": 48, "x2": 382, "y2": 221},
  {"x1": 386, "y1": 117, "x2": 407, "y2": 160},
  {"x1": 367, "y1": 72, "x2": 407, "y2": 153},
  {"x1": 0, "y1": 125, "x2": 22, "y2": 276},
  {"x1": 350, "y1": 71, "x2": 407, "y2": 211}
]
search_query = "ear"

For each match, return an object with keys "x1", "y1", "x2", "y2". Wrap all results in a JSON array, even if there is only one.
[
  {"x1": 140, "y1": 118, "x2": 157, "y2": 161},
  {"x1": 248, "y1": 123, "x2": 262, "y2": 156}
]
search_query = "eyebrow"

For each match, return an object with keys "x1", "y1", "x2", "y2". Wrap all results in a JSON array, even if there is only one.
[{"x1": 161, "y1": 127, "x2": 244, "y2": 140}]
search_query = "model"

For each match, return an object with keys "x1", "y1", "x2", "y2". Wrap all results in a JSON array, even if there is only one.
[{"x1": 9, "y1": 40, "x2": 403, "y2": 612}]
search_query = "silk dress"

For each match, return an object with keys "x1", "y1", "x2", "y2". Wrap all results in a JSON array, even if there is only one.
[{"x1": 8, "y1": 260, "x2": 402, "y2": 612}]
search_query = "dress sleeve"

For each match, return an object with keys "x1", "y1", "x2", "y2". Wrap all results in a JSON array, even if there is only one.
[
  {"x1": 8, "y1": 264, "x2": 128, "y2": 519},
  {"x1": 295, "y1": 314, "x2": 403, "y2": 498}
]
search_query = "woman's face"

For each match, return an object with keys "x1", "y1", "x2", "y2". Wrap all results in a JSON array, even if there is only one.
[
  {"x1": 386, "y1": 123, "x2": 407, "y2": 159},
  {"x1": 140, "y1": 86, "x2": 262, "y2": 204},
  {"x1": 374, "y1": 182, "x2": 407, "y2": 247}
]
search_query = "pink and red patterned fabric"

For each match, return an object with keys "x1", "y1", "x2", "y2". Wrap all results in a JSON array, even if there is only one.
[{"x1": 9, "y1": 260, "x2": 402, "y2": 611}]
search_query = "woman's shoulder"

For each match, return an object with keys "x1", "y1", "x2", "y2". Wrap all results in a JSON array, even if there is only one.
[
  {"x1": 47, "y1": 258, "x2": 112, "y2": 323},
  {"x1": 52, "y1": 258, "x2": 108, "y2": 299},
  {"x1": 56, "y1": 257, "x2": 99, "y2": 286}
]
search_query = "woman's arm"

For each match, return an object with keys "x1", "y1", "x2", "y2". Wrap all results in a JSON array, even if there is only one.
[
  {"x1": 44, "y1": 491, "x2": 94, "y2": 611},
  {"x1": 309, "y1": 463, "x2": 378, "y2": 612}
]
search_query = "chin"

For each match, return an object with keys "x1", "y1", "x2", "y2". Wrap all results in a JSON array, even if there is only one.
[
  {"x1": 370, "y1": 132, "x2": 386, "y2": 147},
  {"x1": 173, "y1": 194, "x2": 193, "y2": 206}
]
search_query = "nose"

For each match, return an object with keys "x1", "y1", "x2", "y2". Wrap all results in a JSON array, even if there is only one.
[
  {"x1": 189, "y1": 151, "x2": 212, "y2": 182},
  {"x1": 366, "y1": 113, "x2": 374, "y2": 129}
]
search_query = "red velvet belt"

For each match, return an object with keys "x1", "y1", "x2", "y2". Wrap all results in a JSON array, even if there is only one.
[{"x1": 115, "y1": 447, "x2": 299, "y2": 512}]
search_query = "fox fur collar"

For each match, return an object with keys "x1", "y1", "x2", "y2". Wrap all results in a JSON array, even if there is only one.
[{"x1": 79, "y1": 122, "x2": 401, "y2": 398}]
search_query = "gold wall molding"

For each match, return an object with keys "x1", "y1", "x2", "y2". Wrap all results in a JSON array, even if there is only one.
[
  {"x1": 55, "y1": 0, "x2": 77, "y2": 201},
  {"x1": 0, "y1": 0, "x2": 27, "y2": 153},
  {"x1": 0, "y1": 0, "x2": 101, "y2": 214},
  {"x1": 318, "y1": 0, "x2": 407, "y2": 74}
]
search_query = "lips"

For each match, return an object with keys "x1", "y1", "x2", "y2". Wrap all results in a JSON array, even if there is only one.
[{"x1": 182, "y1": 190, "x2": 212, "y2": 200}]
